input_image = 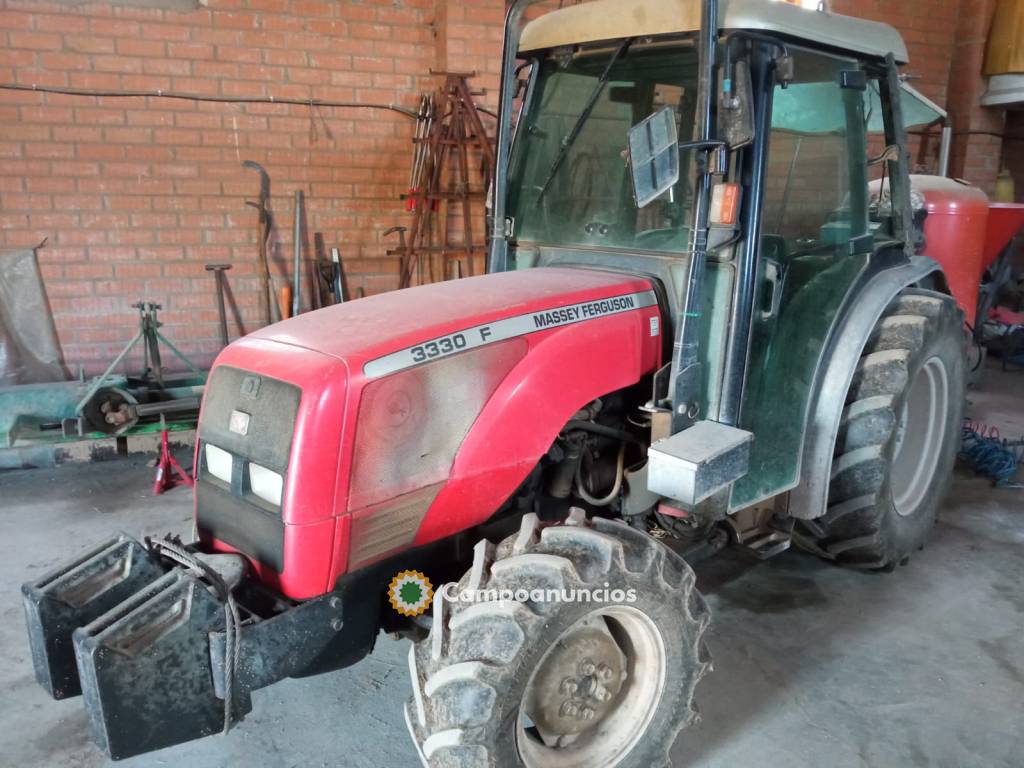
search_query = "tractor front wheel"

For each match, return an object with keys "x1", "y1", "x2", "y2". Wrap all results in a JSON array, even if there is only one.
[
  {"x1": 799, "y1": 288, "x2": 966, "y2": 570},
  {"x1": 406, "y1": 509, "x2": 710, "y2": 768}
]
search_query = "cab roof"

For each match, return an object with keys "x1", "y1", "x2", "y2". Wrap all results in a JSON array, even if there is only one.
[{"x1": 519, "y1": 0, "x2": 909, "y2": 64}]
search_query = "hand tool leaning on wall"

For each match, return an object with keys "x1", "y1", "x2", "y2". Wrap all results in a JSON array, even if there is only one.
[
  {"x1": 312, "y1": 233, "x2": 348, "y2": 306},
  {"x1": 205, "y1": 263, "x2": 232, "y2": 348},
  {"x1": 330, "y1": 247, "x2": 346, "y2": 304},
  {"x1": 242, "y1": 160, "x2": 278, "y2": 325},
  {"x1": 292, "y1": 190, "x2": 303, "y2": 318},
  {"x1": 406, "y1": 94, "x2": 434, "y2": 212},
  {"x1": 241, "y1": 162, "x2": 349, "y2": 319}
]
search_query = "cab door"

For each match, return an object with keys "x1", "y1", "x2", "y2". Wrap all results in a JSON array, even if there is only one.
[{"x1": 731, "y1": 45, "x2": 873, "y2": 510}]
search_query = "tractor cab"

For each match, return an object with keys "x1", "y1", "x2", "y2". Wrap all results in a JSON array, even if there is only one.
[{"x1": 491, "y1": 0, "x2": 952, "y2": 521}]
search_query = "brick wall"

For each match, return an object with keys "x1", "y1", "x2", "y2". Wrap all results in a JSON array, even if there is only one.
[
  {"x1": 0, "y1": 0, "x2": 1004, "y2": 375},
  {"x1": 832, "y1": 0, "x2": 962, "y2": 176},
  {"x1": 0, "y1": 0, "x2": 505, "y2": 374}
]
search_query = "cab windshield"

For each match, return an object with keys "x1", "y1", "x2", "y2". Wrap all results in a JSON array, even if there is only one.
[{"x1": 508, "y1": 41, "x2": 699, "y2": 255}]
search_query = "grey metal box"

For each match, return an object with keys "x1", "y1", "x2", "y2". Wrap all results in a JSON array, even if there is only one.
[{"x1": 647, "y1": 420, "x2": 753, "y2": 506}]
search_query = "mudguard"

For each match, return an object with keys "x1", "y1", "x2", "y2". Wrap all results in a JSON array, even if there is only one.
[{"x1": 789, "y1": 255, "x2": 946, "y2": 519}]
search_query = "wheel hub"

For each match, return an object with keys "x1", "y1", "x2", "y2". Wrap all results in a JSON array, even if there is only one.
[
  {"x1": 525, "y1": 622, "x2": 626, "y2": 739},
  {"x1": 516, "y1": 606, "x2": 667, "y2": 768},
  {"x1": 891, "y1": 355, "x2": 949, "y2": 517}
]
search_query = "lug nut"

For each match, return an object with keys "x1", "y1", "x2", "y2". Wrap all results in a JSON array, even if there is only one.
[
  {"x1": 580, "y1": 659, "x2": 596, "y2": 676},
  {"x1": 330, "y1": 618, "x2": 344, "y2": 631},
  {"x1": 597, "y1": 663, "x2": 613, "y2": 681},
  {"x1": 560, "y1": 678, "x2": 578, "y2": 696},
  {"x1": 560, "y1": 701, "x2": 579, "y2": 718},
  {"x1": 595, "y1": 685, "x2": 610, "y2": 702},
  {"x1": 581, "y1": 707, "x2": 596, "y2": 721}
]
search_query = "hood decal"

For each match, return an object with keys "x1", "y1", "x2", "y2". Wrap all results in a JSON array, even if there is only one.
[{"x1": 363, "y1": 290, "x2": 658, "y2": 379}]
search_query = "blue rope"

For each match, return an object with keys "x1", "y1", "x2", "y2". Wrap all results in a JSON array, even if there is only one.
[{"x1": 959, "y1": 421, "x2": 1024, "y2": 486}]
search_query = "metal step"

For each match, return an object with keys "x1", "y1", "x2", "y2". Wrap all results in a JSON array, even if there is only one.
[{"x1": 735, "y1": 529, "x2": 792, "y2": 560}]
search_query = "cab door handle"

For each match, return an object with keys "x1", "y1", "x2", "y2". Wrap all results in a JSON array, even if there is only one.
[{"x1": 761, "y1": 259, "x2": 783, "y2": 320}]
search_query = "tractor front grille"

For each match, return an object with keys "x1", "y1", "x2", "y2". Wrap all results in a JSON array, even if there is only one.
[{"x1": 195, "y1": 365, "x2": 301, "y2": 571}]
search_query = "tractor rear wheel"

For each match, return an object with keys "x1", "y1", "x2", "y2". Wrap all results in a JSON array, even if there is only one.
[
  {"x1": 799, "y1": 288, "x2": 966, "y2": 570},
  {"x1": 406, "y1": 509, "x2": 710, "y2": 768}
]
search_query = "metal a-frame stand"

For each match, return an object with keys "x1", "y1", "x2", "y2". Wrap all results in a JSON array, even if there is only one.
[{"x1": 390, "y1": 72, "x2": 496, "y2": 288}]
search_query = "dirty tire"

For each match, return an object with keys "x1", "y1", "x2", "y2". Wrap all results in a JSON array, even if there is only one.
[
  {"x1": 800, "y1": 288, "x2": 966, "y2": 570},
  {"x1": 405, "y1": 509, "x2": 710, "y2": 768}
]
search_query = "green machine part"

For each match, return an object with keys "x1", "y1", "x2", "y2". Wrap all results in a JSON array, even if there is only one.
[{"x1": 0, "y1": 376, "x2": 204, "y2": 449}]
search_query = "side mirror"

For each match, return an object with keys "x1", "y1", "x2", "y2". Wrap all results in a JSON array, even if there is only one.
[
  {"x1": 628, "y1": 106, "x2": 680, "y2": 208},
  {"x1": 718, "y1": 59, "x2": 754, "y2": 149}
]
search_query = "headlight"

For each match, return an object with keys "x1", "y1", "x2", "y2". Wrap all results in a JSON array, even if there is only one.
[
  {"x1": 248, "y1": 462, "x2": 283, "y2": 507},
  {"x1": 204, "y1": 444, "x2": 233, "y2": 484}
]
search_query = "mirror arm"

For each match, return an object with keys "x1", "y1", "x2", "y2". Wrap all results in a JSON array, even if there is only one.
[
  {"x1": 679, "y1": 139, "x2": 728, "y2": 153},
  {"x1": 721, "y1": 31, "x2": 791, "y2": 99}
]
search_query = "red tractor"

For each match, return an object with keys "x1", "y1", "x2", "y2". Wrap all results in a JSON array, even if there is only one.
[{"x1": 24, "y1": 1, "x2": 976, "y2": 766}]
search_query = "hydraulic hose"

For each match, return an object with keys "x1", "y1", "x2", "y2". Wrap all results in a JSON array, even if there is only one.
[{"x1": 575, "y1": 442, "x2": 626, "y2": 507}]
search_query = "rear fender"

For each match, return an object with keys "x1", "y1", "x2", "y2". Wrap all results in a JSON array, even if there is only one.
[
  {"x1": 790, "y1": 255, "x2": 947, "y2": 519},
  {"x1": 412, "y1": 303, "x2": 662, "y2": 545}
]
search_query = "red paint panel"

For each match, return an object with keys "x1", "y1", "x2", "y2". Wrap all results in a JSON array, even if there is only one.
[
  {"x1": 983, "y1": 203, "x2": 1024, "y2": 269},
  {"x1": 197, "y1": 338, "x2": 350, "y2": 599},
  {"x1": 250, "y1": 267, "x2": 660, "y2": 371},
  {"x1": 913, "y1": 174, "x2": 990, "y2": 325},
  {"x1": 413, "y1": 299, "x2": 663, "y2": 546},
  {"x1": 198, "y1": 267, "x2": 662, "y2": 598}
]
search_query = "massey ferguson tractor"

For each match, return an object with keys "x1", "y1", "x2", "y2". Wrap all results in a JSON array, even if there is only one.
[{"x1": 23, "y1": 1, "x2": 973, "y2": 766}]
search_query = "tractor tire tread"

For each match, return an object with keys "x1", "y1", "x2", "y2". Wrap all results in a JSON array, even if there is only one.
[
  {"x1": 797, "y1": 288, "x2": 965, "y2": 570},
  {"x1": 407, "y1": 512, "x2": 709, "y2": 768}
]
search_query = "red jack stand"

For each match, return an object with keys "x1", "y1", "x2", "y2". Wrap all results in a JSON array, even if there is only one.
[{"x1": 153, "y1": 416, "x2": 194, "y2": 496}]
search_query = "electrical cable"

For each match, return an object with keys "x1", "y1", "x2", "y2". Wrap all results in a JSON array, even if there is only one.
[
  {"x1": 1, "y1": 81, "x2": 500, "y2": 121},
  {"x1": 0, "y1": 81, "x2": 422, "y2": 118}
]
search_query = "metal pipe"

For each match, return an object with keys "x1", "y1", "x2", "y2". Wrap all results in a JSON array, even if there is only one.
[
  {"x1": 292, "y1": 190, "x2": 303, "y2": 317},
  {"x1": 134, "y1": 397, "x2": 202, "y2": 417},
  {"x1": 880, "y1": 54, "x2": 915, "y2": 258},
  {"x1": 205, "y1": 263, "x2": 231, "y2": 348},
  {"x1": 668, "y1": 0, "x2": 718, "y2": 433},
  {"x1": 719, "y1": 49, "x2": 775, "y2": 426},
  {"x1": 154, "y1": 330, "x2": 201, "y2": 375},
  {"x1": 564, "y1": 420, "x2": 644, "y2": 445},
  {"x1": 488, "y1": 0, "x2": 550, "y2": 274},
  {"x1": 938, "y1": 124, "x2": 952, "y2": 177}
]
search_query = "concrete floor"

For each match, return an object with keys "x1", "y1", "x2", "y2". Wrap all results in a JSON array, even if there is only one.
[{"x1": 1, "y1": 364, "x2": 1022, "y2": 768}]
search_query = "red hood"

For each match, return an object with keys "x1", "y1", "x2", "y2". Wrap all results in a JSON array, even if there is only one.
[
  {"x1": 249, "y1": 266, "x2": 656, "y2": 370},
  {"x1": 202, "y1": 265, "x2": 663, "y2": 599}
]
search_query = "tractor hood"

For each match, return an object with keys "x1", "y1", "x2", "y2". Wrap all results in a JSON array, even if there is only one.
[
  {"x1": 201, "y1": 266, "x2": 663, "y2": 599},
  {"x1": 250, "y1": 266, "x2": 659, "y2": 377}
]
